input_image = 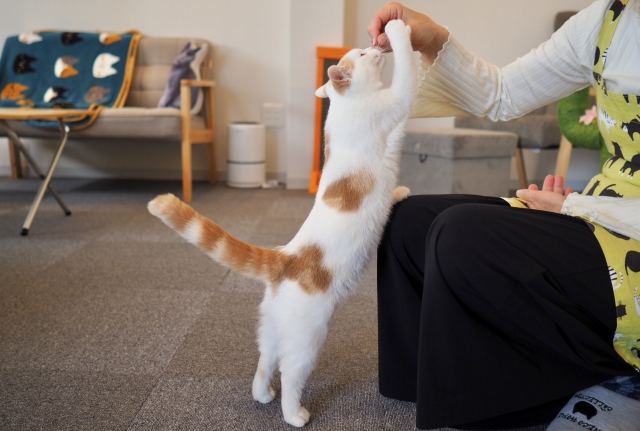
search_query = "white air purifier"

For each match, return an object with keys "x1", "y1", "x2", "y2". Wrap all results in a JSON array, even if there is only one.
[{"x1": 227, "y1": 122, "x2": 266, "y2": 188}]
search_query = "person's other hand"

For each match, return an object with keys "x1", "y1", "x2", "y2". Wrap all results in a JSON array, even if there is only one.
[
  {"x1": 515, "y1": 175, "x2": 573, "y2": 213},
  {"x1": 367, "y1": 2, "x2": 449, "y2": 64}
]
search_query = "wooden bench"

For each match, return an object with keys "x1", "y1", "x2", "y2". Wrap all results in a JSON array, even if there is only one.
[{"x1": 4, "y1": 37, "x2": 216, "y2": 202}]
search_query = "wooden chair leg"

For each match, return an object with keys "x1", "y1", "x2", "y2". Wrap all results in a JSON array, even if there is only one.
[
  {"x1": 182, "y1": 138, "x2": 192, "y2": 203},
  {"x1": 8, "y1": 137, "x2": 23, "y2": 179},
  {"x1": 180, "y1": 83, "x2": 193, "y2": 202},
  {"x1": 207, "y1": 86, "x2": 216, "y2": 183},
  {"x1": 515, "y1": 146, "x2": 528, "y2": 189},
  {"x1": 554, "y1": 135, "x2": 573, "y2": 180}
]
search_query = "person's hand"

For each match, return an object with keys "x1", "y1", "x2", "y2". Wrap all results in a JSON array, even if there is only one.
[
  {"x1": 367, "y1": 2, "x2": 449, "y2": 64},
  {"x1": 515, "y1": 175, "x2": 573, "y2": 213}
]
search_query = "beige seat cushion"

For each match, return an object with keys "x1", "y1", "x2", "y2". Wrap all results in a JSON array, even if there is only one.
[{"x1": 0, "y1": 108, "x2": 205, "y2": 141}]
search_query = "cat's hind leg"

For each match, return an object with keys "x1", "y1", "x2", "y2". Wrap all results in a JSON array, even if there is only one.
[
  {"x1": 276, "y1": 283, "x2": 333, "y2": 427},
  {"x1": 252, "y1": 287, "x2": 279, "y2": 404}
]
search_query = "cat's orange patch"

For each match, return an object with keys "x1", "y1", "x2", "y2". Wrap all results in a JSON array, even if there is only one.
[
  {"x1": 1, "y1": 83, "x2": 28, "y2": 100},
  {"x1": 198, "y1": 216, "x2": 226, "y2": 252},
  {"x1": 225, "y1": 236, "x2": 272, "y2": 274},
  {"x1": 101, "y1": 34, "x2": 122, "y2": 45},
  {"x1": 218, "y1": 238, "x2": 331, "y2": 294},
  {"x1": 61, "y1": 66, "x2": 79, "y2": 78},
  {"x1": 154, "y1": 195, "x2": 332, "y2": 295},
  {"x1": 160, "y1": 197, "x2": 196, "y2": 232},
  {"x1": 17, "y1": 99, "x2": 34, "y2": 107},
  {"x1": 322, "y1": 170, "x2": 375, "y2": 212},
  {"x1": 273, "y1": 245, "x2": 332, "y2": 294},
  {"x1": 84, "y1": 86, "x2": 111, "y2": 104}
]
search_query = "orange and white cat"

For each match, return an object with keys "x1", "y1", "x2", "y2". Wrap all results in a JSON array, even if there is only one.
[{"x1": 148, "y1": 19, "x2": 416, "y2": 427}]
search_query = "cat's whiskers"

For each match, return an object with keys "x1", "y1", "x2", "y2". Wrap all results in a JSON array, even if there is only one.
[{"x1": 376, "y1": 46, "x2": 392, "y2": 54}]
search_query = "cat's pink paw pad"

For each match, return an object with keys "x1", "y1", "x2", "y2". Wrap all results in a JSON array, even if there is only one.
[{"x1": 285, "y1": 407, "x2": 310, "y2": 427}]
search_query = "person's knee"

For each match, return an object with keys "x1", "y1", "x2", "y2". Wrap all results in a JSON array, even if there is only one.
[
  {"x1": 428, "y1": 204, "x2": 497, "y2": 276},
  {"x1": 430, "y1": 204, "x2": 481, "y2": 249}
]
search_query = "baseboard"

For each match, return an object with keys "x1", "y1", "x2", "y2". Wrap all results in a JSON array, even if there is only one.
[
  {"x1": 0, "y1": 166, "x2": 287, "y2": 185},
  {"x1": 286, "y1": 176, "x2": 310, "y2": 190}
]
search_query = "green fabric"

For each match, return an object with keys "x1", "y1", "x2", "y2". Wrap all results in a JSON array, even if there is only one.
[
  {"x1": 585, "y1": 0, "x2": 640, "y2": 374},
  {"x1": 556, "y1": 87, "x2": 608, "y2": 168}
]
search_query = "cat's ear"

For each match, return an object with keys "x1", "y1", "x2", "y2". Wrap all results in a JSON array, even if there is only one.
[
  {"x1": 315, "y1": 84, "x2": 328, "y2": 98},
  {"x1": 328, "y1": 65, "x2": 351, "y2": 84}
]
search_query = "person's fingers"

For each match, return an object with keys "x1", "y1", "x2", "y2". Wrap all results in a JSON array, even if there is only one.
[
  {"x1": 516, "y1": 189, "x2": 566, "y2": 213},
  {"x1": 515, "y1": 189, "x2": 531, "y2": 200},
  {"x1": 367, "y1": 2, "x2": 403, "y2": 46},
  {"x1": 528, "y1": 184, "x2": 539, "y2": 191},
  {"x1": 553, "y1": 175, "x2": 564, "y2": 195},
  {"x1": 377, "y1": 33, "x2": 390, "y2": 48},
  {"x1": 564, "y1": 186, "x2": 574, "y2": 196},
  {"x1": 367, "y1": 15, "x2": 384, "y2": 45},
  {"x1": 542, "y1": 174, "x2": 555, "y2": 192}
]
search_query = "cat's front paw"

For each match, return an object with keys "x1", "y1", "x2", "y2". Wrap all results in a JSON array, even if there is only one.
[
  {"x1": 392, "y1": 186, "x2": 411, "y2": 204},
  {"x1": 384, "y1": 19, "x2": 411, "y2": 43},
  {"x1": 284, "y1": 406, "x2": 310, "y2": 427}
]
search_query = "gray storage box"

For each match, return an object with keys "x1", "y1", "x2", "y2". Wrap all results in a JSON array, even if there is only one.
[{"x1": 399, "y1": 127, "x2": 518, "y2": 197}]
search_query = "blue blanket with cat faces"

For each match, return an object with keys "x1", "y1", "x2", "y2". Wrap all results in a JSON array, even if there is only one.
[{"x1": 0, "y1": 30, "x2": 141, "y2": 129}]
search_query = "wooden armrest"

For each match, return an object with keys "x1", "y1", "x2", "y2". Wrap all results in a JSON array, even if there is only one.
[{"x1": 180, "y1": 79, "x2": 216, "y2": 88}]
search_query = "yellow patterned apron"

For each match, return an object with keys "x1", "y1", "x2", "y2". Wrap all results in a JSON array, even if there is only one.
[{"x1": 506, "y1": 0, "x2": 640, "y2": 372}]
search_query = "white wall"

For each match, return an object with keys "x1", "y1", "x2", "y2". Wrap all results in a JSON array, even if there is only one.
[
  {"x1": 0, "y1": 0, "x2": 290, "y2": 181},
  {"x1": 0, "y1": 0, "x2": 602, "y2": 189},
  {"x1": 287, "y1": 0, "x2": 345, "y2": 189}
]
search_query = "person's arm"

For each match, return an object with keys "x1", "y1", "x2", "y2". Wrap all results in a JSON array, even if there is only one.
[
  {"x1": 368, "y1": 1, "x2": 610, "y2": 120},
  {"x1": 561, "y1": 194, "x2": 640, "y2": 241}
]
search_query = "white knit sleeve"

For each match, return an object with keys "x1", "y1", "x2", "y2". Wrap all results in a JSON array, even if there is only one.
[
  {"x1": 411, "y1": 0, "x2": 610, "y2": 120},
  {"x1": 561, "y1": 194, "x2": 640, "y2": 241}
]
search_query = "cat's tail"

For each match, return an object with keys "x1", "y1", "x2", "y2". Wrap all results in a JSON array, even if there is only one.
[{"x1": 148, "y1": 193, "x2": 283, "y2": 283}]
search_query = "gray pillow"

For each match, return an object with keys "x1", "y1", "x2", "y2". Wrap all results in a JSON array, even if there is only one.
[{"x1": 158, "y1": 41, "x2": 208, "y2": 115}]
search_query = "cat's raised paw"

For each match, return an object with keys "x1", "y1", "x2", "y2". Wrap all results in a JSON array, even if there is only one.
[
  {"x1": 285, "y1": 407, "x2": 310, "y2": 427},
  {"x1": 392, "y1": 186, "x2": 411, "y2": 204},
  {"x1": 384, "y1": 19, "x2": 411, "y2": 41}
]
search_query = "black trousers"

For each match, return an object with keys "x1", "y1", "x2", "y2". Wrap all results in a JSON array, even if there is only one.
[{"x1": 377, "y1": 195, "x2": 636, "y2": 430}]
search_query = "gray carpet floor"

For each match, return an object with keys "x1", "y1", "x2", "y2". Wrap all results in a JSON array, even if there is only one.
[{"x1": 0, "y1": 178, "x2": 548, "y2": 431}]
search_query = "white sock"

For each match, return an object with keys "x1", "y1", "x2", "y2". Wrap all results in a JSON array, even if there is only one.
[{"x1": 546, "y1": 385, "x2": 640, "y2": 431}]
